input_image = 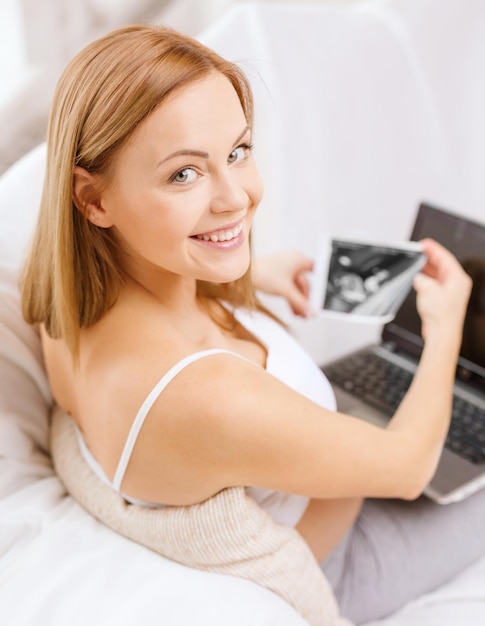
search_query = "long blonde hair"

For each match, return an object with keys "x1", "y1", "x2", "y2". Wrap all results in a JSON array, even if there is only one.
[{"x1": 21, "y1": 24, "x2": 267, "y2": 356}]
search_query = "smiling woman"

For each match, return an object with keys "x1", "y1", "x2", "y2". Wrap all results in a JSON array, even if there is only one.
[
  {"x1": 19, "y1": 22, "x2": 485, "y2": 626},
  {"x1": 71, "y1": 72, "x2": 262, "y2": 288}
]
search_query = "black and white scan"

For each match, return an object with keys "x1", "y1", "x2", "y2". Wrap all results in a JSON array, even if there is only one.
[{"x1": 321, "y1": 239, "x2": 425, "y2": 319}]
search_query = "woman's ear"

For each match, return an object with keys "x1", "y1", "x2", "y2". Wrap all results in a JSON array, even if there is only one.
[{"x1": 72, "y1": 166, "x2": 114, "y2": 228}]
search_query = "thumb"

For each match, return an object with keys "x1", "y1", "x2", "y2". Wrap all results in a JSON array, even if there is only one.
[{"x1": 413, "y1": 272, "x2": 435, "y2": 292}]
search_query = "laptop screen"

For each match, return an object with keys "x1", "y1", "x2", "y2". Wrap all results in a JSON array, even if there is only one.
[{"x1": 382, "y1": 203, "x2": 485, "y2": 392}]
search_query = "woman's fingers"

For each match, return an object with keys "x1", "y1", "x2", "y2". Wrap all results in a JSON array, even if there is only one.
[{"x1": 414, "y1": 238, "x2": 472, "y2": 340}]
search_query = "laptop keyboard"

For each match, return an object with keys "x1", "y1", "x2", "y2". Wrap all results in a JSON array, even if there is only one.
[{"x1": 323, "y1": 349, "x2": 485, "y2": 465}]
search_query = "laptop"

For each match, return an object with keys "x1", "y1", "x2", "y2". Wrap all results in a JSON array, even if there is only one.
[{"x1": 321, "y1": 202, "x2": 485, "y2": 504}]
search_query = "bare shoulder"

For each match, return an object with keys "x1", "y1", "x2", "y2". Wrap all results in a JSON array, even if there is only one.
[
  {"x1": 67, "y1": 294, "x2": 273, "y2": 500},
  {"x1": 43, "y1": 292, "x2": 194, "y2": 481},
  {"x1": 113, "y1": 349, "x2": 279, "y2": 504}
]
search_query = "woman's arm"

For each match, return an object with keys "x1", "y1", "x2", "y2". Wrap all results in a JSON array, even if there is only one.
[
  {"x1": 383, "y1": 238, "x2": 472, "y2": 490},
  {"x1": 119, "y1": 240, "x2": 472, "y2": 505}
]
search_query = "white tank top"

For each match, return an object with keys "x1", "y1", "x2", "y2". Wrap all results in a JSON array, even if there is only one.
[{"x1": 75, "y1": 307, "x2": 336, "y2": 527}]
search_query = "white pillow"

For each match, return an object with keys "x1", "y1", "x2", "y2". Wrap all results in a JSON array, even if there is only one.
[{"x1": 0, "y1": 144, "x2": 53, "y2": 499}]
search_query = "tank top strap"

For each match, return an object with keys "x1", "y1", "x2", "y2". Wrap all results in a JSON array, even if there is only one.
[{"x1": 112, "y1": 348, "x2": 241, "y2": 491}]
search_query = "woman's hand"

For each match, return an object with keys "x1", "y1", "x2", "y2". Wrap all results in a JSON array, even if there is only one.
[
  {"x1": 252, "y1": 250, "x2": 314, "y2": 317},
  {"x1": 413, "y1": 238, "x2": 472, "y2": 344}
]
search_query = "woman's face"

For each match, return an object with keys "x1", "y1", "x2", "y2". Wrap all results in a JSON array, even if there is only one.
[{"x1": 97, "y1": 71, "x2": 263, "y2": 288}]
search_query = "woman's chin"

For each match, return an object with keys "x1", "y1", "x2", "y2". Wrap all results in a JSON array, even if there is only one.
[{"x1": 201, "y1": 260, "x2": 250, "y2": 285}]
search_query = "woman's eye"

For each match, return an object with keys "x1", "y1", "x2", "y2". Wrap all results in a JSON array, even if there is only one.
[
  {"x1": 171, "y1": 168, "x2": 197, "y2": 184},
  {"x1": 228, "y1": 144, "x2": 253, "y2": 164}
]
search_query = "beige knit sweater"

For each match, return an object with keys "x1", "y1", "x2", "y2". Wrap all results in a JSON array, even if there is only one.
[{"x1": 50, "y1": 406, "x2": 352, "y2": 626}]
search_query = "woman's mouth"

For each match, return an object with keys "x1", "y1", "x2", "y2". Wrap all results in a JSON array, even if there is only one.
[{"x1": 193, "y1": 222, "x2": 243, "y2": 243}]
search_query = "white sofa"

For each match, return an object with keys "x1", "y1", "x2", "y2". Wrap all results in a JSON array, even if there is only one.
[{"x1": 1, "y1": 2, "x2": 484, "y2": 624}]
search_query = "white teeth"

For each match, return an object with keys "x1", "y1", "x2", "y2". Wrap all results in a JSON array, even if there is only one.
[{"x1": 197, "y1": 223, "x2": 242, "y2": 242}]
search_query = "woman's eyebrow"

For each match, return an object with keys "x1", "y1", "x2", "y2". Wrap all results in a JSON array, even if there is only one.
[
  {"x1": 157, "y1": 149, "x2": 209, "y2": 167},
  {"x1": 157, "y1": 126, "x2": 250, "y2": 168},
  {"x1": 232, "y1": 125, "x2": 251, "y2": 147}
]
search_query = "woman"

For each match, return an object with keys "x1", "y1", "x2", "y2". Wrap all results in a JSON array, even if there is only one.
[{"x1": 21, "y1": 24, "x2": 485, "y2": 624}]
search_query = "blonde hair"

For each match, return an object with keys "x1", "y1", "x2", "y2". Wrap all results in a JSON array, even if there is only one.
[{"x1": 21, "y1": 24, "x2": 267, "y2": 356}]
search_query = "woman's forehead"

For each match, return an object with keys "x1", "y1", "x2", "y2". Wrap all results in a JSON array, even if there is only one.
[{"x1": 124, "y1": 73, "x2": 247, "y2": 152}]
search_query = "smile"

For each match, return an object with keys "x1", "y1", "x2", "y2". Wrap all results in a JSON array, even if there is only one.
[{"x1": 194, "y1": 222, "x2": 243, "y2": 243}]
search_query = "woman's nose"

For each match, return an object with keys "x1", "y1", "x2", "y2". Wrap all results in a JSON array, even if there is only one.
[{"x1": 210, "y1": 172, "x2": 248, "y2": 214}]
